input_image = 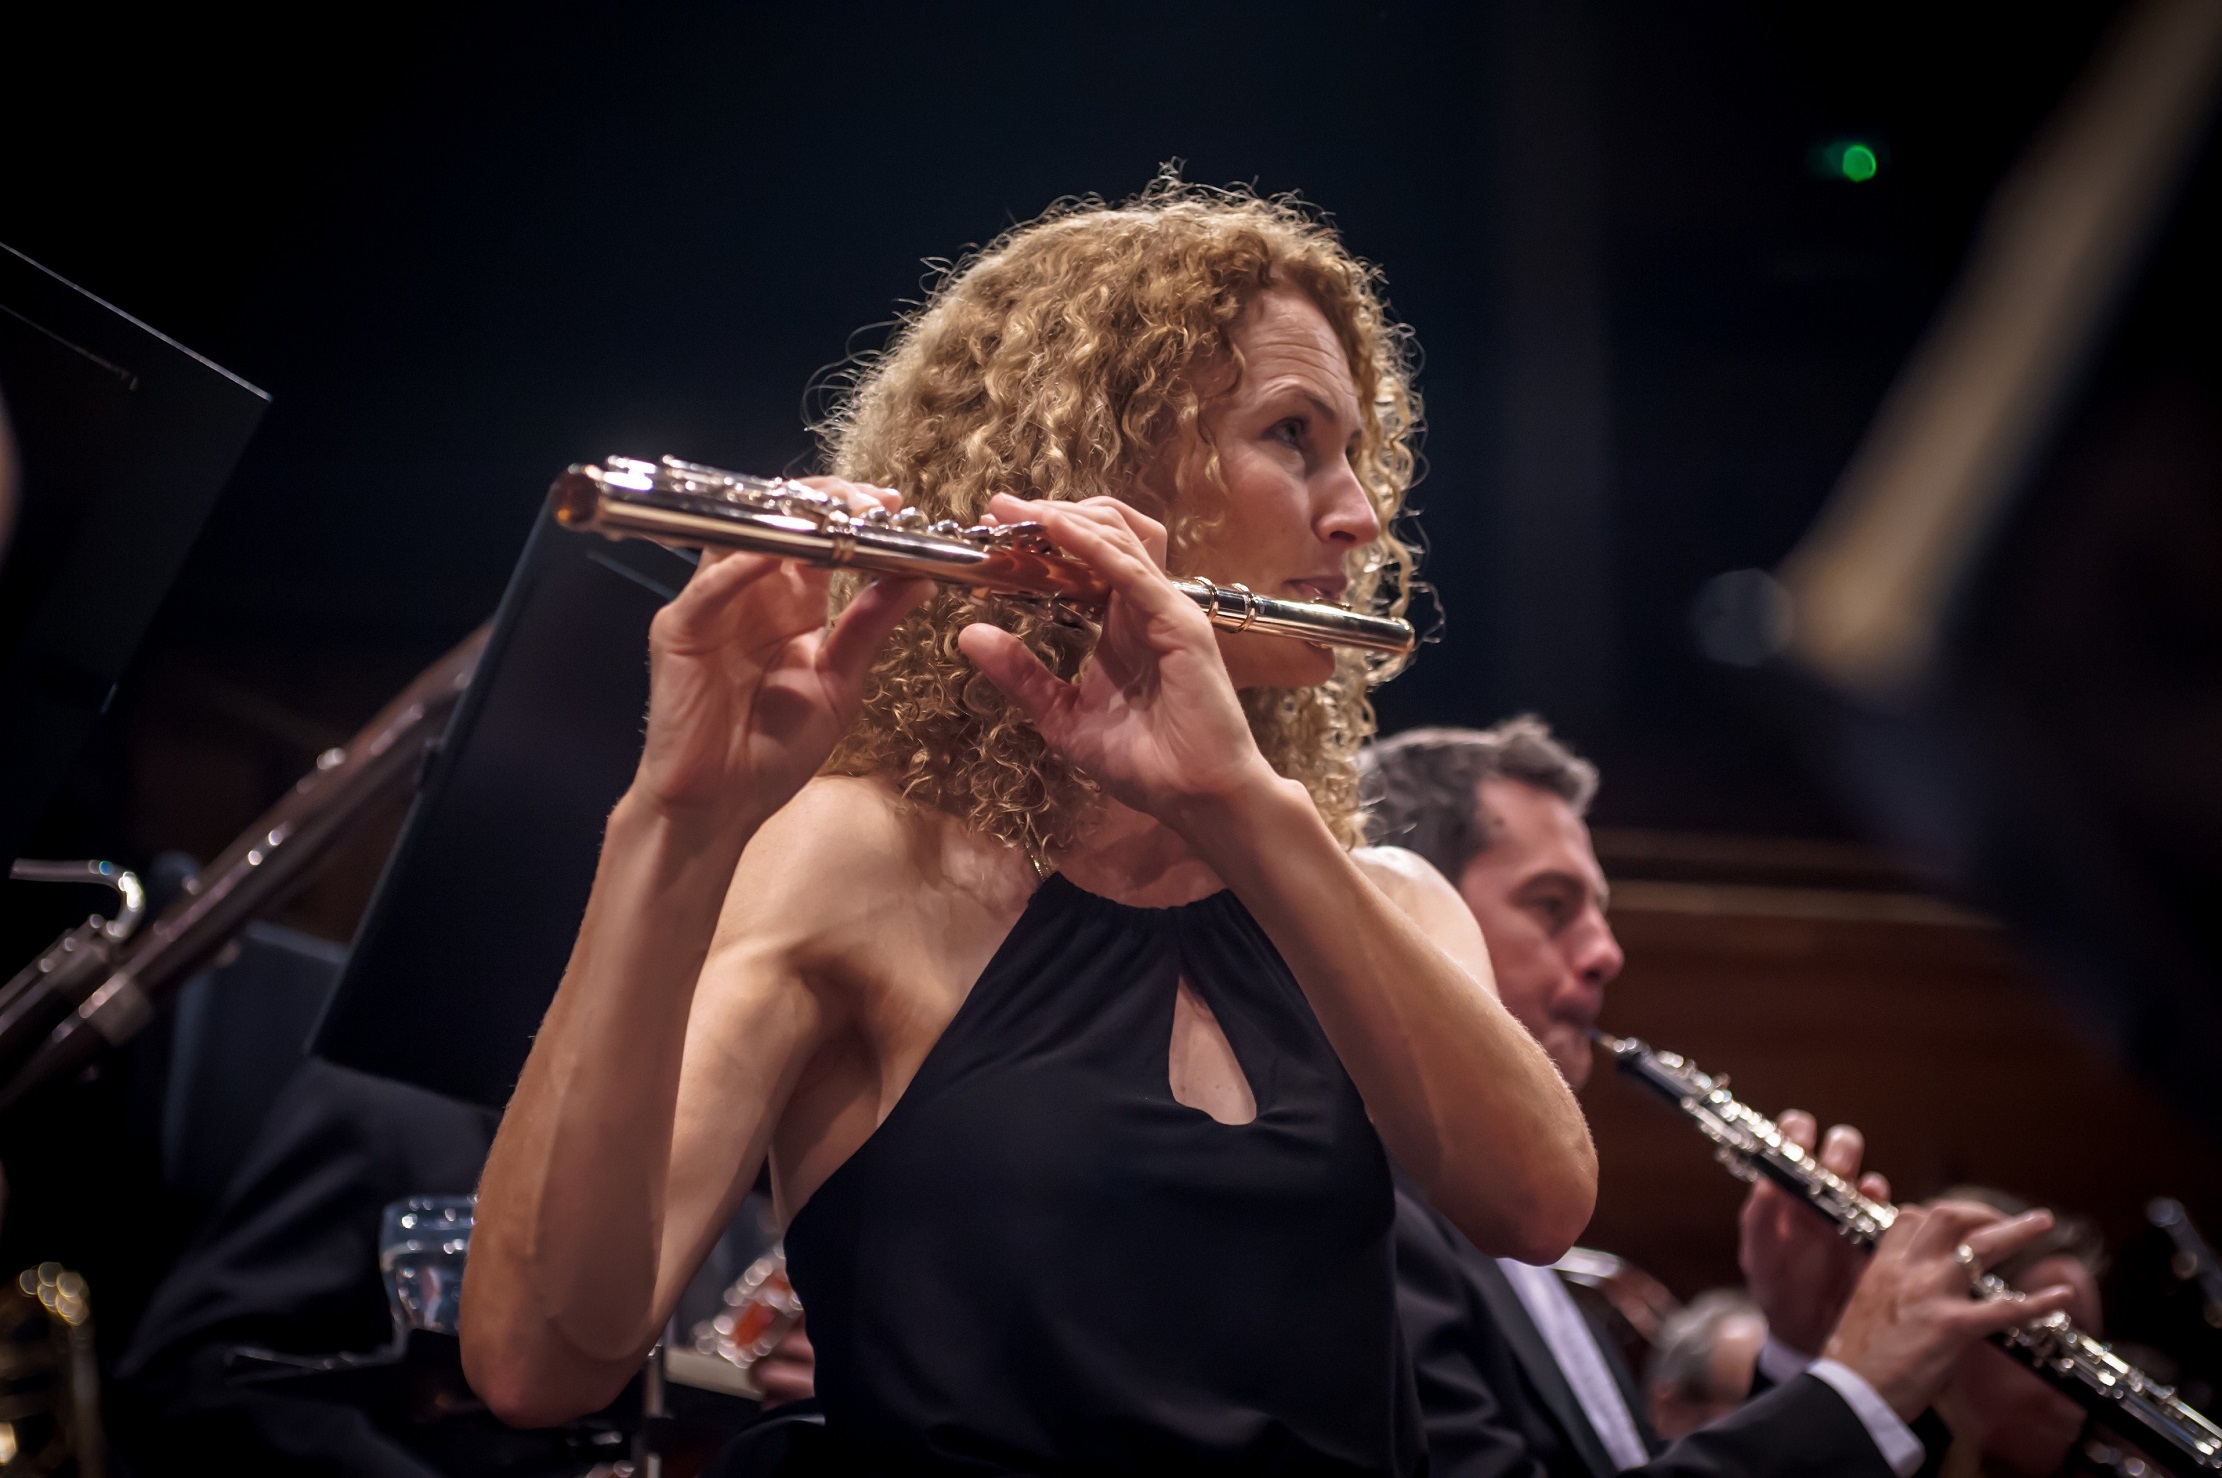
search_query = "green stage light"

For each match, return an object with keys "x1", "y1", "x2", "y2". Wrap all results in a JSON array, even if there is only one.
[{"x1": 1811, "y1": 138, "x2": 1884, "y2": 183}]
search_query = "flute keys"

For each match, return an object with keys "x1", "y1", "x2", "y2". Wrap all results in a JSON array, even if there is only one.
[
  {"x1": 560, "y1": 456, "x2": 1417, "y2": 657},
  {"x1": 989, "y1": 522, "x2": 1056, "y2": 554}
]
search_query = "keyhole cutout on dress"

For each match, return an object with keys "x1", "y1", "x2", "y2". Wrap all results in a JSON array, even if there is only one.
[{"x1": 1168, "y1": 976, "x2": 1258, "y2": 1125}]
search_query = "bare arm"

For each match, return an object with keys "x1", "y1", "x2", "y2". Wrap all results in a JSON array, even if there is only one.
[
  {"x1": 460, "y1": 794, "x2": 803, "y2": 1424},
  {"x1": 961, "y1": 498, "x2": 1595, "y2": 1261},
  {"x1": 1342, "y1": 846, "x2": 1595, "y2": 1255},
  {"x1": 461, "y1": 486, "x2": 926, "y2": 1426}
]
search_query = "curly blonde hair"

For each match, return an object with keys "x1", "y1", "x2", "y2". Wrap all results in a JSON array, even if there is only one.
[{"x1": 819, "y1": 179, "x2": 1423, "y2": 864}]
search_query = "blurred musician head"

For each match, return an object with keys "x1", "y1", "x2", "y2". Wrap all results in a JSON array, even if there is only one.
[
  {"x1": 1934, "y1": 1185, "x2": 2107, "y2": 1477},
  {"x1": 1360, "y1": 717, "x2": 1622, "y2": 1085},
  {"x1": 819, "y1": 180, "x2": 1421, "y2": 862},
  {"x1": 1645, "y1": 1288, "x2": 1768, "y2": 1440}
]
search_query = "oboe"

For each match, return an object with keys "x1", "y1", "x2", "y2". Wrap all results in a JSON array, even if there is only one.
[
  {"x1": 1596, "y1": 1031, "x2": 2222, "y2": 1474},
  {"x1": 549, "y1": 456, "x2": 1418, "y2": 658}
]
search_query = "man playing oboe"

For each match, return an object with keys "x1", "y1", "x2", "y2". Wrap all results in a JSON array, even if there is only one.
[{"x1": 1361, "y1": 721, "x2": 2080, "y2": 1478}]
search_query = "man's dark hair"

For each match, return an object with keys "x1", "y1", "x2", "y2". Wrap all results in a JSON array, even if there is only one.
[{"x1": 1358, "y1": 717, "x2": 1599, "y2": 883}]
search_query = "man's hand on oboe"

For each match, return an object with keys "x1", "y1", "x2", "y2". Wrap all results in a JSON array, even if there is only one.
[
  {"x1": 1741, "y1": 1112, "x2": 1891, "y2": 1358},
  {"x1": 959, "y1": 494, "x2": 1280, "y2": 826},
  {"x1": 636, "y1": 478, "x2": 930, "y2": 825},
  {"x1": 1824, "y1": 1199, "x2": 2077, "y2": 1421}
]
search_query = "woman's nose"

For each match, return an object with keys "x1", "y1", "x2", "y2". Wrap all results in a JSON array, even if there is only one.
[{"x1": 1316, "y1": 458, "x2": 1381, "y2": 547}]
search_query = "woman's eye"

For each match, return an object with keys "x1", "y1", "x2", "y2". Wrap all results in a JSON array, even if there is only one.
[{"x1": 1268, "y1": 417, "x2": 1305, "y2": 447}]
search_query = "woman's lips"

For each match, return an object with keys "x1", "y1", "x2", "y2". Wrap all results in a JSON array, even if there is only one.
[{"x1": 1282, "y1": 577, "x2": 1349, "y2": 604}]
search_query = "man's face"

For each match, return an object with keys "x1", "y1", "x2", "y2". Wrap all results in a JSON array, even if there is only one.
[{"x1": 1455, "y1": 777, "x2": 1624, "y2": 1088}]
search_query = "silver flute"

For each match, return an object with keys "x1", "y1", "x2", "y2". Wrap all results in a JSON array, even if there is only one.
[
  {"x1": 549, "y1": 456, "x2": 1418, "y2": 658},
  {"x1": 1596, "y1": 1031, "x2": 2222, "y2": 1473}
]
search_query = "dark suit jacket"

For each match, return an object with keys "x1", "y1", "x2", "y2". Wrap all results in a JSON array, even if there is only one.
[
  {"x1": 112, "y1": 1056, "x2": 520, "y2": 1477},
  {"x1": 1394, "y1": 1177, "x2": 1915, "y2": 1478}
]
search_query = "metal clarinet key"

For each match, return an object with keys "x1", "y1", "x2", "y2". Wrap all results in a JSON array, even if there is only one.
[
  {"x1": 0, "y1": 628, "x2": 488, "y2": 1115},
  {"x1": 1594, "y1": 1030, "x2": 2222, "y2": 1474},
  {"x1": 549, "y1": 456, "x2": 1419, "y2": 658},
  {"x1": 0, "y1": 861, "x2": 146, "y2": 1083}
]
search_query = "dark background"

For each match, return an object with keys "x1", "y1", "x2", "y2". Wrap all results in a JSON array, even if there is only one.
[
  {"x1": 2, "y1": 0, "x2": 2129, "y2": 874},
  {"x1": 15, "y1": 0, "x2": 2219, "y2": 1370}
]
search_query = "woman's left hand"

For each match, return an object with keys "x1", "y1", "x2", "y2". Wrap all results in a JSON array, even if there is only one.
[{"x1": 957, "y1": 494, "x2": 1276, "y2": 826}]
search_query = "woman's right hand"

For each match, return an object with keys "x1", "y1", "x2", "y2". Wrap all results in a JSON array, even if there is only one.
[
  {"x1": 957, "y1": 494, "x2": 1275, "y2": 830},
  {"x1": 634, "y1": 478, "x2": 931, "y2": 826}
]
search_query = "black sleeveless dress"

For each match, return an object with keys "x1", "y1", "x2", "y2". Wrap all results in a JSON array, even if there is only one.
[{"x1": 764, "y1": 874, "x2": 1423, "y2": 1476}]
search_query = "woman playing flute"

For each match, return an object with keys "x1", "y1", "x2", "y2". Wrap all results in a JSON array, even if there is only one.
[{"x1": 462, "y1": 182, "x2": 1596, "y2": 1476}]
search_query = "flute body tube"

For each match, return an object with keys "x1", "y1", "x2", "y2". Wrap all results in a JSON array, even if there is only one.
[{"x1": 550, "y1": 457, "x2": 1417, "y2": 658}]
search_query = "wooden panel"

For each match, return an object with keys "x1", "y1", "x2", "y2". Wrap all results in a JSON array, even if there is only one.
[{"x1": 1577, "y1": 898, "x2": 2222, "y2": 1303}]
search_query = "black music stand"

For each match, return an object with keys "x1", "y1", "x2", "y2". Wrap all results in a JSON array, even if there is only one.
[
  {"x1": 311, "y1": 508, "x2": 693, "y2": 1106},
  {"x1": 0, "y1": 244, "x2": 269, "y2": 865}
]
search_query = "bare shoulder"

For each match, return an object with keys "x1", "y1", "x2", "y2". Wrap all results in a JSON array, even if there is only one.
[
  {"x1": 718, "y1": 776, "x2": 930, "y2": 940},
  {"x1": 678, "y1": 778, "x2": 931, "y2": 1076},
  {"x1": 714, "y1": 775, "x2": 1029, "y2": 980},
  {"x1": 1353, "y1": 845, "x2": 1496, "y2": 988},
  {"x1": 1354, "y1": 844, "x2": 1459, "y2": 909},
  {"x1": 750, "y1": 774, "x2": 921, "y2": 872}
]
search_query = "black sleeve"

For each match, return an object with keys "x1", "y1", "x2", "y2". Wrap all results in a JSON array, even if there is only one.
[
  {"x1": 1907, "y1": 1409, "x2": 1955, "y2": 1478},
  {"x1": 1398, "y1": 1177, "x2": 1923, "y2": 1478},
  {"x1": 1587, "y1": 1286, "x2": 1913, "y2": 1478},
  {"x1": 1634, "y1": 1374, "x2": 1909, "y2": 1478},
  {"x1": 111, "y1": 1055, "x2": 499, "y2": 1477},
  {"x1": 1395, "y1": 1192, "x2": 1559, "y2": 1478}
]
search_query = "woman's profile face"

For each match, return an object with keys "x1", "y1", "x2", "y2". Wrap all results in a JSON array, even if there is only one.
[{"x1": 1187, "y1": 287, "x2": 1383, "y2": 689}]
